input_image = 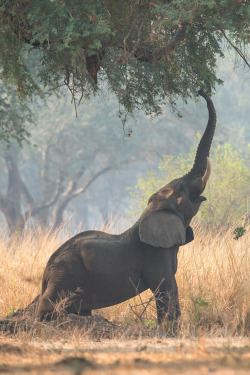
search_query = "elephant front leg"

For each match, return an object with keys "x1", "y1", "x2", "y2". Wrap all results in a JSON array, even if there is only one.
[{"x1": 153, "y1": 276, "x2": 180, "y2": 326}]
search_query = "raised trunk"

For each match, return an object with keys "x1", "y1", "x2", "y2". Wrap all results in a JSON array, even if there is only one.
[{"x1": 185, "y1": 90, "x2": 216, "y2": 179}]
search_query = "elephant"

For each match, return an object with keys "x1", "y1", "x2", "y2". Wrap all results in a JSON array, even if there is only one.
[{"x1": 36, "y1": 90, "x2": 216, "y2": 325}]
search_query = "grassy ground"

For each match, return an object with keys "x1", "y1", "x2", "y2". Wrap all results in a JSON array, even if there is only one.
[{"x1": 0, "y1": 222, "x2": 249, "y2": 374}]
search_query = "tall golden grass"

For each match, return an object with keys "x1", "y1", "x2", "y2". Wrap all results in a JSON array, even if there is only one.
[{"x1": 0, "y1": 221, "x2": 249, "y2": 336}]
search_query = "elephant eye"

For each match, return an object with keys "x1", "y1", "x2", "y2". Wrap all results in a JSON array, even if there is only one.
[
  {"x1": 190, "y1": 193, "x2": 199, "y2": 203},
  {"x1": 178, "y1": 184, "x2": 184, "y2": 194}
]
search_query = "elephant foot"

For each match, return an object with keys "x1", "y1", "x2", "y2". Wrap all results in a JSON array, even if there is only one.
[
  {"x1": 83, "y1": 310, "x2": 92, "y2": 316},
  {"x1": 157, "y1": 319, "x2": 180, "y2": 337}
]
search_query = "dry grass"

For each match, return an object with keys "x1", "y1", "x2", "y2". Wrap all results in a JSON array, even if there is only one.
[
  {"x1": 96, "y1": 223, "x2": 250, "y2": 336},
  {"x1": 0, "y1": 222, "x2": 249, "y2": 338},
  {"x1": 0, "y1": 222, "x2": 249, "y2": 374}
]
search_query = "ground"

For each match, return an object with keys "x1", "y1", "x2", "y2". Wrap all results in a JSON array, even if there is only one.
[{"x1": 0, "y1": 333, "x2": 249, "y2": 374}]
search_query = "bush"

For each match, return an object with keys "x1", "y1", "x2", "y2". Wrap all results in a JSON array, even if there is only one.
[{"x1": 129, "y1": 143, "x2": 250, "y2": 228}]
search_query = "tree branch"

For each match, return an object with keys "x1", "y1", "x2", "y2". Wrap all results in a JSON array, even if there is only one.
[
  {"x1": 220, "y1": 29, "x2": 250, "y2": 68},
  {"x1": 116, "y1": 25, "x2": 187, "y2": 65},
  {"x1": 135, "y1": 26, "x2": 186, "y2": 63},
  {"x1": 51, "y1": 166, "x2": 114, "y2": 230},
  {"x1": 0, "y1": 193, "x2": 7, "y2": 211},
  {"x1": 19, "y1": 179, "x2": 35, "y2": 209},
  {"x1": 24, "y1": 171, "x2": 64, "y2": 219},
  {"x1": 51, "y1": 163, "x2": 86, "y2": 204},
  {"x1": 129, "y1": 278, "x2": 165, "y2": 324},
  {"x1": 71, "y1": 166, "x2": 113, "y2": 198}
]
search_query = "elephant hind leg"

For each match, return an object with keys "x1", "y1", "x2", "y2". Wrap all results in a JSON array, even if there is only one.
[
  {"x1": 35, "y1": 285, "x2": 88, "y2": 321},
  {"x1": 35, "y1": 292, "x2": 55, "y2": 321}
]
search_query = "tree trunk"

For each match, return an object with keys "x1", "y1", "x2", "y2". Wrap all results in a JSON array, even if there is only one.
[
  {"x1": 35, "y1": 144, "x2": 53, "y2": 226},
  {"x1": 0, "y1": 153, "x2": 24, "y2": 235},
  {"x1": 51, "y1": 167, "x2": 113, "y2": 231}
]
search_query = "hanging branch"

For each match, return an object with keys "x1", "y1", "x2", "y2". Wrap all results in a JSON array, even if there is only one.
[{"x1": 220, "y1": 29, "x2": 250, "y2": 68}]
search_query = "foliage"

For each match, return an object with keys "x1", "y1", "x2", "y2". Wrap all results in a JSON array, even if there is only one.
[
  {"x1": 129, "y1": 143, "x2": 250, "y2": 227},
  {"x1": 190, "y1": 296, "x2": 208, "y2": 326},
  {"x1": 233, "y1": 227, "x2": 246, "y2": 240},
  {"x1": 0, "y1": 84, "x2": 33, "y2": 144},
  {"x1": 7, "y1": 308, "x2": 16, "y2": 317},
  {"x1": 0, "y1": 0, "x2": 249, "y2": 120}
]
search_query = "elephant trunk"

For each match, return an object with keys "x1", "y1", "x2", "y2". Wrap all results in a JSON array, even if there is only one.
[{"x1": 185, "y1": 90, "x2": 216, "y2": 181}]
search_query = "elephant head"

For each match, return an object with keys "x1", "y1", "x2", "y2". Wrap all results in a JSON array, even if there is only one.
[{"x1": 139, "y1": 91, "x2": 216, "y2": 249}]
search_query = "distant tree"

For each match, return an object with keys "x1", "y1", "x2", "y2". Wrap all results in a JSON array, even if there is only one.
[
  {"x1": 0, "y1": 128, "x2": 115, "y2": 235},
  {"x1": 0, "y1": 145, "x2": 25, "y2": 234},
  {"x1": 0, "y1": 137, "x2": 116, "y2": 235},
  {"x1": 0, "y1": 84, "x2": 32, "y2": 144},
  {"x1": 1, "y1": 0, "x2": 249, "y2": 126},
  {"x1": 0, "y1": 93, "x2": 155, "y2": 234}
]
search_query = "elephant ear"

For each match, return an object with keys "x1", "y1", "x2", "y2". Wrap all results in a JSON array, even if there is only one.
[
  {"x1": 139, "y1": 211, "x2": 186, "y2": 249},
  {"x1": 185, "y1": 226, "x2": 194, "y2": 245}
]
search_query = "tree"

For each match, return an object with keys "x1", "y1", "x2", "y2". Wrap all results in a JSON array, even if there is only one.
[
  {"x1": 0, "y1": 84, "x2": 33, "y2": 144},
  {"x1": 0, "y1": 138, "x2": 117, "y2": 235},
  {"x1": 0, "y1": 125, "x2": 115, "y2": 234},
  {"x1": 1, "y1": 0, "x2": 249, "y2": 123},
  {"x1": 0, "y1": 145, "x2": 25, "y2": 234}
]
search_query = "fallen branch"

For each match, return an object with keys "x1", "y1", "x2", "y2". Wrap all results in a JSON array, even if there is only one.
[{"x1": 129, "y1": 278, "x2": 165, "y2": 324}]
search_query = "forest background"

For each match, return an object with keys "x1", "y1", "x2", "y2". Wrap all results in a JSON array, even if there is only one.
[{"x1": 0, "y1": 54, "x2": 249, "y2": 235}]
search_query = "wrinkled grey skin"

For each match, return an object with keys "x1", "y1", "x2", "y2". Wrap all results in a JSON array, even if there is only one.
[{"x1": 36, "y1": 91, "x2": 216, "y2": 324}]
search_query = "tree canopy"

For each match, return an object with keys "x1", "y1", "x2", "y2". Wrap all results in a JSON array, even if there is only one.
[{"x1": 1, "y1": 0, "x2": 249, "y2": 119}]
